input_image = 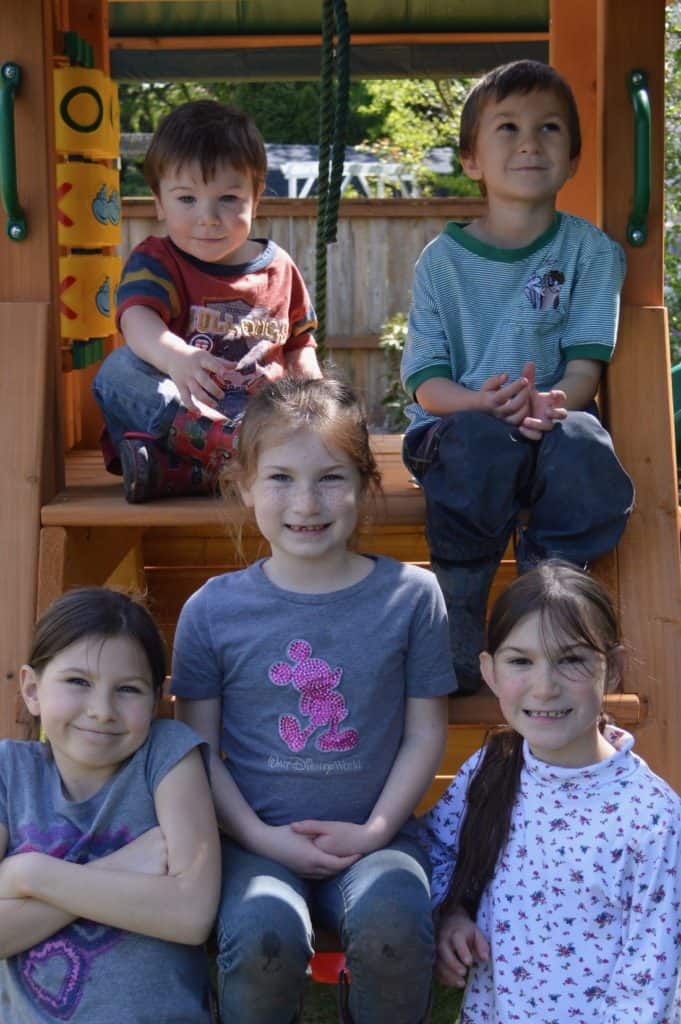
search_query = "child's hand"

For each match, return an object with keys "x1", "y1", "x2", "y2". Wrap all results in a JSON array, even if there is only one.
[
  {"x1": 166, "y1": 345, "x2": 231, "y2": 415},
  {"x1": 478, "y1": 372, "x2": 531, "y2": 426},
  {"x1": 290, "y1": 819, "x2": 375, "y2": 858},
  {"x1": 436, "y1": 907, "x2": 490, "y2": 988},
  {"x1": 517, "y1": 361, "x2": 567, "y2": 439},
  {"x1": 265, "y1": 825, "x2": 360, "y2": 878}
]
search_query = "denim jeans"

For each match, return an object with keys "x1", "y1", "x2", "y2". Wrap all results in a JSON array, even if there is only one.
[
  {"x1": 216, "y1": 835, "x2": 434, "y2": 1024},
  {"x1": 403, "y1": 409, "x2": 634, "y2": 568},
  {"x1": 92, "y1": 345, "x2": 181, "y2": 449}
]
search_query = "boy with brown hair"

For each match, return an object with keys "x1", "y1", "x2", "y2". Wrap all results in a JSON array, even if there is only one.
[
  {"x1": 94, "y1": 100, "x2": 320, "y2": 502},
  {"x1": 401, "y1": 61, "x2": 634, "y2": 693}
]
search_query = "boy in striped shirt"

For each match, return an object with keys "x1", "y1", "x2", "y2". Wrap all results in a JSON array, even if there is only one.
[{"x1": 401, "y1": 60, "x2": 634, "y2": 693}]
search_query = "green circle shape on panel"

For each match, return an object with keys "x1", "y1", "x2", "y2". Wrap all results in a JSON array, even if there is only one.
[{"x1": 60, "y1": 85, "x2": 104, "y2": 134}]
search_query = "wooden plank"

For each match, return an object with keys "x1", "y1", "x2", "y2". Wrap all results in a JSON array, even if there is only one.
[
  {"x1": 109, "y1": 32, "x2": 548, "y2": 49},
  {"x1": 601, "y1": 0, "x2": 664, "y2": 305},
  {"x1": 607, "y1": 305, "x2": 681, "y2": 788},
  {"x1": 123, "y1": 197, "x2": 487, "y2": 221},
  {"x1": 0, "y1": 303, "x2": 50, "y2": 739},
  {"x1": 36, "y1": 524, "x2": 144, "y2": 614},
  {"x1": 549, "y1": 0, "x2": 601, "y2": 224}
]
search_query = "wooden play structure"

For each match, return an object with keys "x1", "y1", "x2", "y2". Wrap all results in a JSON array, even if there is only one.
[{"x1": 0, "y1": 0, "x2": 680, "y2": 803}]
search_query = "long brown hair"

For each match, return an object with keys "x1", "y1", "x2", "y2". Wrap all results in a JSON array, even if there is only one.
[{"x1": 443, "y1": 561, "x2": 621, "y2": 917}]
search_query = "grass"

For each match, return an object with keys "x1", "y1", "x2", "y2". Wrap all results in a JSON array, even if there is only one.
[{"x1": 302, "y1": 977, "x2": 463, "y2": 1022}]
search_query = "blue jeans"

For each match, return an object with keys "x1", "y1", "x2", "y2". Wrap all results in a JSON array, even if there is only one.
[
  {"x1": 403, "y1": 409, "x2": 634, "y2": 568},
  {"x1": 92, "y1": 345, "x2": 181, "y2": 448},
  {"x1": 216, "y1": 836, "x2": 434, "y2": 1024}
]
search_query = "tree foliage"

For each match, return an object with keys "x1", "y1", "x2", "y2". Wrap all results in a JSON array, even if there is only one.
[{"x1": 666, "y1": 1, "x2": 681, "y2": 364}]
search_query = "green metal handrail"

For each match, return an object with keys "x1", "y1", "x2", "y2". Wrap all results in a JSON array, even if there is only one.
[
  {"x1": 627, "y1": 68, "x2": 650, "y2": 247},
  {"x1": 0, "y1": 62, "x2": 27, "y2": 241}
]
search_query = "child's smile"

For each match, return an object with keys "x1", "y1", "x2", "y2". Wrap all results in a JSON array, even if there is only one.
[
  {"x1": 20, "y1": 634, "x2": 157, "y2": 801},
  {"x1": 240, "y1": 427, "x2": 365, "y2": 587},
  {"x1": 461, "y1": 88, "x2": 578, "y2": 211},
  {"x1": 480, "y1": 610, "x2": 617, "y2": 768},
  {"x1": 154, "y1": 159, "x2": 262, "y2": 266}
]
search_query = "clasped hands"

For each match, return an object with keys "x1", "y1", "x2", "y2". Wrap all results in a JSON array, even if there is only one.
[{"x1": 479, "y1": 361, "x2": 567, "y2": 440}]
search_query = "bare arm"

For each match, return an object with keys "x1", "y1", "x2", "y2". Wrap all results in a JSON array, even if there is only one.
[
  {"x1": 0, "y1": 827, "x2": 167, "y2": 958},
  {"x1": 0, "y1": 750, "x2": 220, "y2": 946},
  {"x1": 284, "y1": 345, "x2": 322, "y2": 379},
  {"x1": 292, "y1": 696, "x2": 448, "y2": 857},
  {"x1": 554, "y1": 358, "x2": 602, "y2": 410},
  {"x1": 120, "y1": 305, "x2": 230, "y2": 413},
  {"x1": 175, "y1": 697, "x2": 360, "y2": 878},
  {"x1": 416, "y1": 375, "x2": 530, "y2": 425}
]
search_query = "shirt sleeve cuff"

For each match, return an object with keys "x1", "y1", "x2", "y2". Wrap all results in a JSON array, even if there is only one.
[{"x1": 563, "y1": 343, "x2": 613, "y2": 364}]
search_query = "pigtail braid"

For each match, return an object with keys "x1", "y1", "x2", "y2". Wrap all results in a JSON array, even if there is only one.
[{"x1": 442, "y1": 728, "x2": 524, "y2": 918}]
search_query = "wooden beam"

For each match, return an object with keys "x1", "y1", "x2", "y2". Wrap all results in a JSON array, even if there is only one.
[
  {"x1": 0, "y1": 303, "x2": 50, "y2": 740},
  {"x1": 123, "y1": 197, "x2": 488, "y2": 220},
  {"x1": 608, "y1": 305, "x2": 681, "y2": 789},
  {"x1": 549, "y1": 0, "x2": 601, "y2": 224},
  {"x1": 109, "y1": 32, "x2": 548, "y2": 50},
  {"x1": 601, "y1": 0, "x2": 664, "y2": 305}
]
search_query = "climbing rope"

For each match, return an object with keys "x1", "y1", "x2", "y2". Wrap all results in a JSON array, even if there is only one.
[{"x1": 315, "y1": 0, "x2": 350, "y2": 356}]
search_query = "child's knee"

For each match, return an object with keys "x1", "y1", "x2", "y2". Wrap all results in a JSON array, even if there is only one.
[
  {"x1": 344, "y1": 878, "x2": 434, "y2": 976},
  {"x1": 216, "y1": 898, "x2": 312, "y2": 981}
]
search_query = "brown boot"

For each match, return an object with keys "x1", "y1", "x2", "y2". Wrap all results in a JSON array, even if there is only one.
[{"x1": 119, "y1": 433, "x2": 215, "y2": 503}]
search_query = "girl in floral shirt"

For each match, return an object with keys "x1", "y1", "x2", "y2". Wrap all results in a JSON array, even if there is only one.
[{"x1": 422, "y1": 561, "x2": 681, "y2": 1024}]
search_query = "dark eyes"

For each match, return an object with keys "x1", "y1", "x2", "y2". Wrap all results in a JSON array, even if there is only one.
[
  {"x1": 64, "y1": 676, "x2": 146, "y2": 694},
  {"x1": 496, "y1": 121, "x2": 562, "y2": 133}
]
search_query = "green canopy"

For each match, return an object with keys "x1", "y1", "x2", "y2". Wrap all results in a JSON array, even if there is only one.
[{"x1": 109, "y1": 0, "x2": 548, "y2": 81}]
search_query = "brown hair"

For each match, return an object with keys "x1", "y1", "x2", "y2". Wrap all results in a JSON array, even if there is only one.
[
  {"x1": 23, "y1": 588, "x2": 167, "y2": 739},
  {"x1": 231, "y1": 376, "x2": 382, "y2": 495},
  {"x1": 443, "y1": 561, "x2": 620, "y2": 918},
  {"x1": 222, "y1": 376, "x2": 382, "y2": 556},
  {"x1": 143, "y1": 100, "x2": 267, "y2": 198},
  {"x1": 460, "y1": 59, "x2": 581, "y2": 170}
]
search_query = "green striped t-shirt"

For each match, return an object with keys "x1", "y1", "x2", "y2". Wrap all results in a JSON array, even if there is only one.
[{"x1": 400, "y1": 212, "x2": 625, "y2": 433}]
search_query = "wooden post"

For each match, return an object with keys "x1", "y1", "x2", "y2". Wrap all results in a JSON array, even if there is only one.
[
  {"x1": 0, "y1": 0, "x2": 59, "y2": 738},
  {"x1": 600, "y1": 0, "x2": 681, "y2": 788},
  {"x1": 549, "y1": 0, "x2": 602, "y2": 224}
]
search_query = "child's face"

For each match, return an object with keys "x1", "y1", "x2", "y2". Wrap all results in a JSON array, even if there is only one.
[
  {"x1": 154, "y1": 159, "x2": 261, "y2": 266},
  {"x1": 239, "y1": 427, "x2": 363, "y2": 575},
  {"x1": 461, "y1": 88, "x2": 578, "y2": 206},
  {"x1": 20, "y1": 634, "x2": 157, "y2": 800},
  {"x1": 480, "y1": 610, "x2": 617, "y2": 768}
]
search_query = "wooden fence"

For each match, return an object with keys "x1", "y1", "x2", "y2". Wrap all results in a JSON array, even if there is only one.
[{"x1": 120, "y1": 196, "x2": 485, "y2": 425}]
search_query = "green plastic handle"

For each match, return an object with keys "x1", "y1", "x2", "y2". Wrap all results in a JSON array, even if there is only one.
[
  {"x1": 0, "y1": 62, "x2": 27, "y2": 241},
  {"x1": 627, "y1": 69, "x2": 650, "y2": 247}
]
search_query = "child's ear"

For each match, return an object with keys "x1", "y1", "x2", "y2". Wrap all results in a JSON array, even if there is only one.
[
  {"x1": 153, "y1": 192, "x2": 165, "y2": 223},
  {"x1": 19, "y1": 665, "x2": 41, "y2": 717},
  {"x1": 605, "y1": 645, "x2": 625, "y2": 693},
  {"x1": 237, "y1": 481, "x2": 254, "y2": 508},
  {"x1": 460, "y1": 149, "x2": 483, "y2": 182},
  {"x1": 567, "y1": 154, "x2": 580, "y2": 181},
  {"x1": 479, "y1": 651, "x2": 498, "y2": 694}
]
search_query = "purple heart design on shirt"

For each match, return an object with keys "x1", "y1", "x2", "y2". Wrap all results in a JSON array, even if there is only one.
[{"x1": 20, "y1": 937, "x2": 88, "y2": 1020}]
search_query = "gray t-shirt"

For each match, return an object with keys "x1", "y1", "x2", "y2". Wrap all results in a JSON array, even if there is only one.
[
  {"x1": 171, "y1": 556, "x2": 454, "y2": 828},
  {"x1": 0, "y1": 720, "x2": 213, "y2": 1024}
]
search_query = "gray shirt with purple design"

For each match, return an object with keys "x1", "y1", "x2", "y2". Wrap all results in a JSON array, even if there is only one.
[
  {"x1": 0, "y1": 719, "x2": 212, "y2": 1023},
  {"x1": 170, "y1": 556, "x2": 454, "y2": 831}
]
